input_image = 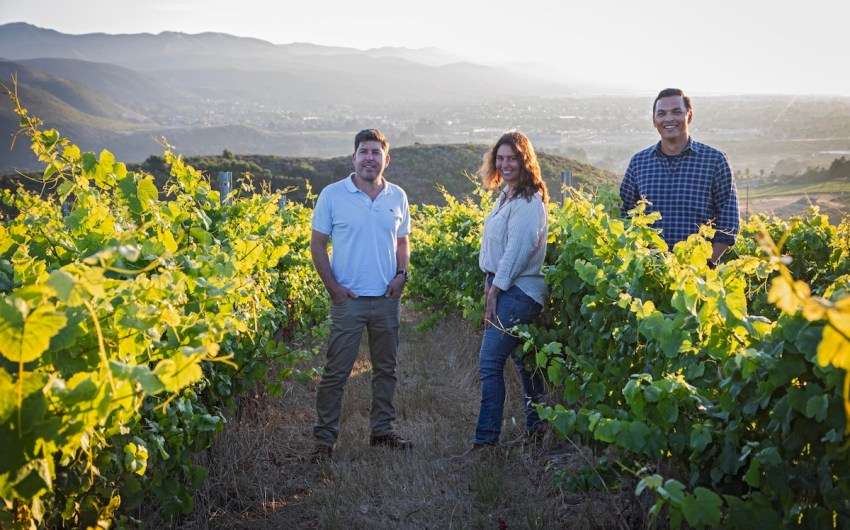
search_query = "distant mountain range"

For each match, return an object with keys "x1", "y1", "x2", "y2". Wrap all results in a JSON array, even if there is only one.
[
  {"x1": 0, "y1": 22, "x2": 595, "y2": 172},
  {"x1": 0, "y1": 22, "x2": 475, "y2": 73},
  {"x1": 2, "y1": 22, "x2": 850, "y2": 189}
]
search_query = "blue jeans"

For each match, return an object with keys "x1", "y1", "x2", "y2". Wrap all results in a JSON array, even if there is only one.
[{"x1": 475, "y1": 284, "x2": 545, "y2": 445}]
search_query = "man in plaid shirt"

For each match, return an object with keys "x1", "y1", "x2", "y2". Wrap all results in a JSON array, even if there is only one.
[{"x1": 619, "y1": 88, "x2": 740, "y2": 268}]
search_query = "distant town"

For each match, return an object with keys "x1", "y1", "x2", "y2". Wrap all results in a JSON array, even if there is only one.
[{"x1": 146, "y1": 94, "x2": 850, "y2": 180}]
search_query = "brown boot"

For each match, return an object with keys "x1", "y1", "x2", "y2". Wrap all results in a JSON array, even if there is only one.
[
  {"x1": 309, "y1": 443, "x2": 333, "y2": 463},
  {"x1": 369, "y1": 432, "x2": 414, "y2": 450}
]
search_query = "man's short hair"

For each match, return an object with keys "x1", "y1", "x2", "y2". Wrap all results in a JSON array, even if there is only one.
[{"x1": 354, "y1": 129, "x2": 389, "y2": 152}]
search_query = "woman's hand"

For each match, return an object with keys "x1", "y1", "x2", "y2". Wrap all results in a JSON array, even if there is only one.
[{"x1": 483, "y1": 284, "x2": 500, "y2": 328}]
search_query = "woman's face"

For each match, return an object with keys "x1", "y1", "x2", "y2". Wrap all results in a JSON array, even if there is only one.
[{"x1": 495, "y1": 144, "x2": 521, "y2": 189}]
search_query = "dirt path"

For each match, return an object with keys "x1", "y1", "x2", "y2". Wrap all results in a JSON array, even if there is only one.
[
  {"x1": 160, "y1": 307, "x2": 647, "y2": 529},
  {"x1": 744, "y1": 192, "x2": 849, "y2": 223}
]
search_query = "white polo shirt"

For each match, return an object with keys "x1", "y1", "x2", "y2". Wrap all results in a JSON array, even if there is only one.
[{"x1": 312, "y1": 174, "x2": 410, "y2": 296}]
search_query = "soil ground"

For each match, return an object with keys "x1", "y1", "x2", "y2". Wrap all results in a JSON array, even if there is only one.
[
  {"x1": 743, "y1": 192, "x2": 849, "y2": 224},
  {"x1": 151, "y1": 308, "x2": 650, "y2": 530}
]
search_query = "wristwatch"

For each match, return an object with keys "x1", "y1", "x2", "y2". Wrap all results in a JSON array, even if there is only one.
[{"x1": 396, "y1": 269, "x2": 409, "y2": 281}]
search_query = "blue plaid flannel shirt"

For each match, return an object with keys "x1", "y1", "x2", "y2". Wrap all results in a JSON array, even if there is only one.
[{"x1": 619, "y1": 138, "x2": 740, "y2": 246}]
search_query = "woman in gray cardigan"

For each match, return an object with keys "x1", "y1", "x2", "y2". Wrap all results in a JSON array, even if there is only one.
[{"x1": 469, "y1": 130, "x2": 550, "y2": 450}]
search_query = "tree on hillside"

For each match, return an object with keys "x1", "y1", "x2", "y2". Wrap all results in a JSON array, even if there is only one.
[{"x1": 828, "y1": 156, "x2": 850, "y2": 179}]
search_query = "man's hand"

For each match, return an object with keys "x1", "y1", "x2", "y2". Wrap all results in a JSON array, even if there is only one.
[
  {"x1": 384, "y1": 274, "x2": 406, "y2": 298},
  {"x1": 329, "y1": 284, "x2": 357, "y2": 304}
]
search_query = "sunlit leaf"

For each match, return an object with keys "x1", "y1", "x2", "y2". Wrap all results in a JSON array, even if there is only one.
[
  {"x1": 817, "y1": 325, "x2": 850, "y2": 369},
  {"x1": 153, "y1": 351, "x2": 204, "y2": 393},
  {"x1": 123, "y1": 441, "x2": 148, "y2": 476},
  {"x1": 0, "y1": 299, "x2": 67, "y2": 363},
  {"x1": 159, "y1": 230, "x2": 178, "y2": 254},
  {"x1": 0, "y1": 369, "x2": 14, "y2": 422},
  {"x1": 768, "y1": 276, "x2": 802, "y2": 314},
  {"x1": 827, "y1": 303, "x2": 850, "y2": 337},
  {"x1": 136, "y1": 177, "x2": 159, "y2": 212},
  {"x1": 801, "y1": 299, "x2": 827, "y2": 321},
  {"x1": 93, "y1": 150, "x2": 118, "y2": 188}
]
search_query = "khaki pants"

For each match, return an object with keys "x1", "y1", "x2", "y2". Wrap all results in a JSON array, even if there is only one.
[{"x1": 314, "y1": 296, "x2": 401, "y2": 446}]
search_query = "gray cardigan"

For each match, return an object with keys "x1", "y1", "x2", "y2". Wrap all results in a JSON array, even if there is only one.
[{"x1": 478, "y1": 189, "x2": 548, "y2": 306}]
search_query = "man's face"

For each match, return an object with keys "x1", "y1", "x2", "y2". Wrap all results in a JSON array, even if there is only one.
[
  {"x1": 352, "y1": 140, "x2": 389, "y2": 182},
  {"x1": 653, "y1": 95, "x2": 692, "y2": 142}
]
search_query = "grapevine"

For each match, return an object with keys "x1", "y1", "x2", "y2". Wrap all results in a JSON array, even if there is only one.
[{"x1": 0, "y1": 87, "x2": 326, "y2": 527}]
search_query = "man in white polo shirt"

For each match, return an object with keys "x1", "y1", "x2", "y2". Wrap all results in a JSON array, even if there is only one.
[{"x1": 309, "y1": 129, "x2": 412, "y2": 462}]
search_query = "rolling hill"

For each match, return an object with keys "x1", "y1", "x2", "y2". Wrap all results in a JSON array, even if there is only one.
[
  {"x1": 0, "y1": 139, "x2": 617, "y2": 208},
  {"x1": 17, "y1": 57, "x2": 193, "y2": 109},
  {"x1": 0, "y1": 59, "x2": 159, "y2": 170},
  {"x1": 133, "y1": 143, "x2": 618, "y2": 206}
]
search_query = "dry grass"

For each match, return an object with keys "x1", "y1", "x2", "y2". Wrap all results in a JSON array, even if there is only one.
[{"x1": 153, "y1": 307, "x2": 650, "y2": 530}]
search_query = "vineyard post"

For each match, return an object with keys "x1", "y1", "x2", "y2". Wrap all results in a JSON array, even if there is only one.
[
  {"x1": 279, "y1": 194, "x2": 287, "y2": 211},
  {"x1": 561, "y1": 170, "x2": 572, "y2": 204},
  {"x1": 218, "y1": 171, "x2": 232, "y2": 205}
]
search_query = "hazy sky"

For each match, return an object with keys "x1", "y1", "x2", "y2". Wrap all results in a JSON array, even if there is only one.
[{"x1": 1, "y1": 0, "x2": 848, "y2": 96}]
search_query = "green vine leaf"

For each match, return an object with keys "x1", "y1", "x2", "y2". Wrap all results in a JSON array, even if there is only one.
[
  {"x1": 153, "y1": 350, "x2": 205, "y2": 393},
  {"x1": 0, "y1": 369, "x2": 14, "y2": 423},
  {"x1": 0, "y1": 298, "x2": 67, "y2": 363},
  {"x1": 682, "y1": 487, "x2": 722, "y2": 526}
]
